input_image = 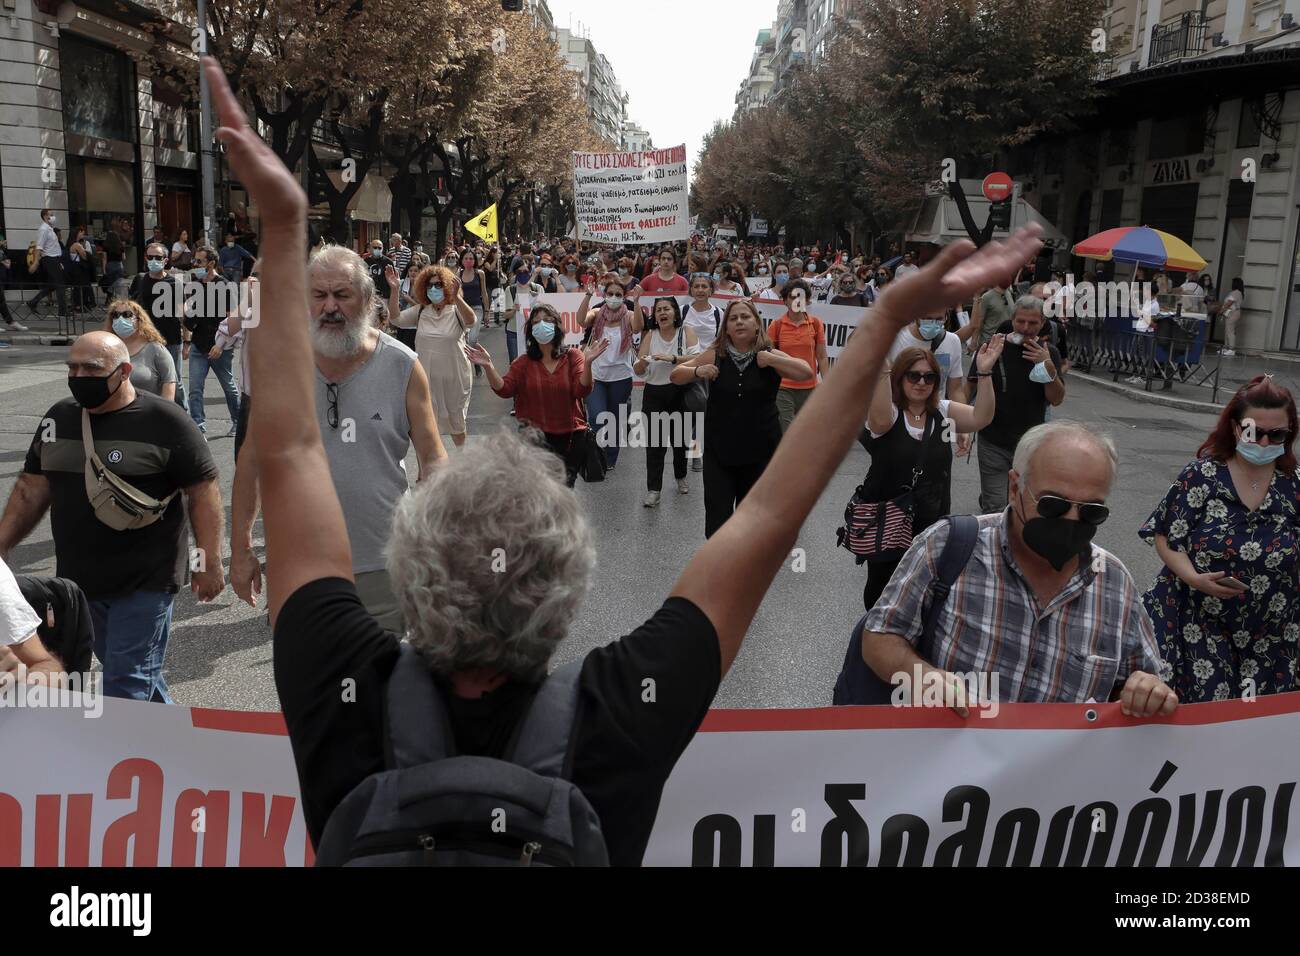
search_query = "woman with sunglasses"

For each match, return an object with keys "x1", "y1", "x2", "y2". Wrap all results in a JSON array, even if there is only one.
[
  {"x1": 402, "y1": 264, "x2": 477, "y2": 448},
  {"x1": 103, "y1": 299, "x2": 177, "y2": 401},
  {"x1": 858, "y1": 338, "x2": 1004, "y2": 610},
  {"x1": 1140, "y1": 375, "x2": 1300, "y2": 702},
  {"x1": 465, "y1": 306, "x2": 609, "y2": 488}
]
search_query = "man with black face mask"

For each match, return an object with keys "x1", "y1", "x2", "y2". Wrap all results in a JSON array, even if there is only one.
[
  {"x1": 0, "y1": 331, "x2": 222, "y2": 702},
  {"x1": 861, "y1": 421, "x2": 1177, "y2": 717}
]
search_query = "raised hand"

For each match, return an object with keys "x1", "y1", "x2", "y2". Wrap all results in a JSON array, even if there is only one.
[
  {"x1": 975, "y1": 333, "x2": 1004, "y2": 373},
  {"x1": 582, "y1": 338, "x2": 611, "y2": 364},
  {"x1": 202, "y1": 57, "x2": 305, "y2": 223},
  {"x1": 384, "y1": 264, "x2": 399, "y2": 287},
  {"x1": 463, "y1": 343, "x2": 494, "y2": 368},
  {"x1": 876, "y1": 225, "x2": 1043, "y2": 332}
]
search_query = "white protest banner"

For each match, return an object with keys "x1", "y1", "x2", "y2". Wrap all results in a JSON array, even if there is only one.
[
  {"x1": 747, "y1": 276, "x2": 773, "y2": 293},
  {"x1": 574, "y1": 146, "x2": 690, "y2": 246},
  {"x1": 4, "y1": 692, "x2": 1298, "y2": 866},
  {"x1": 643, "y1": 695, "x2": 1300, "y2": 866}
]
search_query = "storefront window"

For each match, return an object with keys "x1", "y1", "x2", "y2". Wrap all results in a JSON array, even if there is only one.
[{"x1": 59, "y1": 35, "x2": 134, "y2": 143}]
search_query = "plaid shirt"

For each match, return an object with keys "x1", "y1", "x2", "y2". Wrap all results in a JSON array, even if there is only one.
[{"x1": 863, "y1": 511, "x2": 1163, "y2": 703}]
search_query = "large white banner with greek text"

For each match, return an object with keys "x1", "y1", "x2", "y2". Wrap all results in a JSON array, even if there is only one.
[
  {"x1": 3, "y1": 692, "x2": 1297, "y2": 866},
  {"x1": 573, "y1": 147, "x2": 690, "y2": 245}
]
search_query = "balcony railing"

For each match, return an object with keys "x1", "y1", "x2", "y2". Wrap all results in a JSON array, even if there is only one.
[{"x1": 1148, "y1": 11, "x2": 1206, "y2": 67}]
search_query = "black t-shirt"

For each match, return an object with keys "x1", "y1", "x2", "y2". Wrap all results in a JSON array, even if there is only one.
[
  {"x1": 103, "y1": 233, "x2": 124, "y2": 263},
  {"x1": 862, "y1": 409, "x2": 952, "y2": 530},
  {"x1": 968, "y1": 332, "x2": 1063, "y2": 452},
  {"x1": 183, "y1": 276, "x2": 225, "y2": 352},
  {"x1": 273, "y1": 579, "x2": 721, "y2": 866},
  {"x1": 130, "y1": 273, "x2": 184, "y2": 345},
  {"x1": 24, "y1": 393, "x2": 218, "y2": 599},
  {"x1": 366, "y1": 254, "x2": 394, "y2": 299}
]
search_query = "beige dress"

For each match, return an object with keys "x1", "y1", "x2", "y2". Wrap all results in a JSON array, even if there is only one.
[{"x1": 407, "y1": 303, "x2": 472, "y2": 434}]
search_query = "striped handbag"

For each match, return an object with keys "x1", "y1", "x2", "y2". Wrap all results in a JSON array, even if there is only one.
[{"x1": 836, "y1": 414, "x2": 935, "y2": 564}]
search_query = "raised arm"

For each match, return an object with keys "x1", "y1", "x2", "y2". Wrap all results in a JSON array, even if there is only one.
[
  {"x1": 204, "y1": 56, "x2": 352, "y2": 626},
  {"x1": 865, "y1": 361, "x2": 896, "y2": 436},
  {"x1": 670, "y1": 225, "x2": 1045, "y2": 674},
  {"x1": 946, "y1": 334, "x2": 1004, "y2": 433}
]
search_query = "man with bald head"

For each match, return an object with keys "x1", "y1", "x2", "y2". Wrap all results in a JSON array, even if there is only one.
[
  {"x1": 0, "y1": 331, "x2": 223, "y2": 701},
  {"x1": 862, "y1": 421, "x2": 1178, "y2": 717}
]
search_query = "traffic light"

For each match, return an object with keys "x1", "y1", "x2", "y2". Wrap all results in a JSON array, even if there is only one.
[
  {"x1": 987, "y1": 201, "x2": 1011, "y2": 231},
  {"x1": 502, "y1": 0, "x2": 523, "y2": 10}
]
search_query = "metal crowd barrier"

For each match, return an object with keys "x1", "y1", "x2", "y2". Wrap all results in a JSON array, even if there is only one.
[{"x1": 1067, "y1": 308, "x2": 1222, "y2": 405}]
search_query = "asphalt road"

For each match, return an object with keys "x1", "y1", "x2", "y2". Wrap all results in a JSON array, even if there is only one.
[{"x1": 0, "y1": 326, "x2": 1218, "y2": 711}]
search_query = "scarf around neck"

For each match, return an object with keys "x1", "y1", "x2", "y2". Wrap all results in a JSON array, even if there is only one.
[
  {"x1": 592, "y1": 302, "x2": 633, "y2": 356},
  {"x1": 726, "y1": 344, "x2": 757, "y2": 374}
]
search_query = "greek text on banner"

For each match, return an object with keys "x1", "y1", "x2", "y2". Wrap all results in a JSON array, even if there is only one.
[
  {"x1": 3, "y1": 691, "x2": 1298, "y2": 866},
  {"x1": 573, "y1": 146, "x2": 690, "y2": 246}
]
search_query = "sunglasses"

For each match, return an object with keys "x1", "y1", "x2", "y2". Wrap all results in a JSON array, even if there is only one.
[
  {"x1": 326, "y1": 382, "x2": 340, "y2": 429},
  {"x1": 1239, "y1": 423, "x2": 1291, "y2": 445},
  {"x1": 1025, "y1": 488, "x2": 1110, "y2": 526},
  {"x1": 904, "y1": 371, "x2": 939, "y2": 385},
  {"x1": 110, "y1": 311, "x2": 135, "y2": 321},
  {"x1": 146, "y1": 256, "x2": 166, "y2": 262}
]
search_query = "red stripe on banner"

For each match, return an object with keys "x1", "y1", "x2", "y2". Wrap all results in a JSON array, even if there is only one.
[
  {"x1": 185, "y1": 691, "x2": 1300, "y2": 737},
  {"x1": 699, "y1": 691, "x2": 1300, "y2": 732},
  {"x1": 190, "y1": 708, "x2": 288, "y2": 736}
]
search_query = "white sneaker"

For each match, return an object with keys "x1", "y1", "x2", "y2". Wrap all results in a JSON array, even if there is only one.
[
  {"x1": 643, "y1": 491, "x2": 661, "y2": 508},
  {"x1": 6, "y1": 322, "x2": 28, "y2": 332},
  {"x1": 1220, "y1": 349, "x2": 1235, "y2": 356},
  {"x1": 677, "y1": 479, "x2": 689, "y2": 495},
  {"x1": 227, "y1": 422, "x2": 238, "y2": 437}
]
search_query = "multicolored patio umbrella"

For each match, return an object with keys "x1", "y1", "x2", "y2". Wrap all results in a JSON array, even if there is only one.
[{"x1": 1072, "y1": 226, "x2": 1207, "y2": 273}]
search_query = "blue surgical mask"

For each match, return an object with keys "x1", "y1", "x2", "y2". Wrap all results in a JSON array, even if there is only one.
[
  {"x1": 1006, "y1": 332, "x2": 1025, "y2": 345},
  {"x1": 146, "y1": 259, "x2": 165, "y2": 274},
  {"x1": 1238, "y1": 440, "x2": 1285, "y2": 466},
  {"x1": 429, "y1": 287, "x2": 445, "y2": 305},
  {"x1": 1029, "y1": 361, "x2": 1054, "y2": 384},
  {"x1": 712, "y1": 272, "x2": 723, "y2": 283},
  {"x1": 192, "y1": 267, "x2": 207, "y2": 278},
  {"x1": 918, "y1": 319, "x2": 945, "y2": 340},
  {"x1": 532, "y1": 321, "x2": 557, "y2": 344},
  {"x1": 774, "y1": 273, "x2": 788, "y2": 285},
  {"x1": 112, "y1": 317, "x2": 136, "y2": 338}
]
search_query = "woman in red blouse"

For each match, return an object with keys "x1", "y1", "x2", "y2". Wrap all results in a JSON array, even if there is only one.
[{"x1": 465, "y1": 304, "x2": 609, "y2": 487}]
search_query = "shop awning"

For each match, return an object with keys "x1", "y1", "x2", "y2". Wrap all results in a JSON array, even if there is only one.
[{"x1": 907, "y1": 188, "x2": 1070, "y2": 251}]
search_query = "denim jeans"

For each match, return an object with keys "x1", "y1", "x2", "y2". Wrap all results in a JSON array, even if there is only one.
[
  {"x1": 188, "y1": 347, "x2": 240, "y2": 429},
  {"x1": 166, "y1": 342, "x2": 187, "y2": 409},
  {"x1": 89, "y1": 590, "x2": 175, "y2": 702},
  {"x1": 588, "y1": 376, "x2": 634, "y2": 467},
  {"x1": 505, "y1": 329, "x2": 519, "y2": 363}
]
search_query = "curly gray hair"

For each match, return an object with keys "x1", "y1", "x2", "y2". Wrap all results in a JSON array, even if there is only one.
[{"x1": 387, "y1": 426, "x2": 595, "y2": 681}]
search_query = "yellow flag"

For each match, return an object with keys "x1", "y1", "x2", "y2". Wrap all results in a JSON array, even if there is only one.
[{"x1": 465, "y1": 203, "x2": 498, "y2": 243}]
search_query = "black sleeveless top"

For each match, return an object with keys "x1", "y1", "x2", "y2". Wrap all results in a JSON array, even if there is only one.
[
  {"x1": 704, "y1": 352, "x2": 782, "y2": 466},
  {"x1": 860, "y1": 407, "x2": 952, "y2": 532}
]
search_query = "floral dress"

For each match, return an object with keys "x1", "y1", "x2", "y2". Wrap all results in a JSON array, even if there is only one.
[{"x1": 1139, "y1": 458, "x2": 1300, "y2": 702}]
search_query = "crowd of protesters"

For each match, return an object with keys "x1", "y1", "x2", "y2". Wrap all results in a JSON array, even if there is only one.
[{"x1": 0, "y1": 56, "x2": 1292, "y2": 869}]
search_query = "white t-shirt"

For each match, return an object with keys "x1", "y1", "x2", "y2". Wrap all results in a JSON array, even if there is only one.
[
  {"x1": 887, "y1": 327, "x2": 964, "y2": 399},
  {"x1": 642, "y1": 327, "x2": 700, "y2": 386},
  {"x1": 684, "y1": 302, "x2": 722, "y2": 349},
  {"x1": 1, "y1": 556, "x2": 40, "y2": 649},
  {"x1": 894, "y1": 263, "x2": 920, "y2": 279},
  {"x1": 870, "y1": 400, "x2": 952, "y2": 440},
  {"x1": 591, "y1": 323, "x2": 634, "y2": 382}
]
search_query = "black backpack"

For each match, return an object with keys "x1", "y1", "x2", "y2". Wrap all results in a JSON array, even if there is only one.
[
  {"x1": 313, "y1": 644, "x2": 609, "y2": 866},
  {"x1": 832, "y1": 515, "x2": 979, "y2": 705},
  {"x1": 15, "y1": 575, "x2": 94, "y2": 674}
]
